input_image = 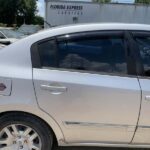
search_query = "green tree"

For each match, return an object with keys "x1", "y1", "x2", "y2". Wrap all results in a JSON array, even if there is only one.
[
  {"x1": 93, "y1": 0, "x2": 111, "y2": 3},
  {"x1": 0, "y1": 0, "x2": 38, "y2": 26},
  {"x1": 135, "y1": 0, "x2": 150, "y2": 4},
  {"x1": 18, "y1": 0, "x2": 37, "y2": 24},
  {"x1": 0, "y1": 0, "x2": 19, "y2": 25},
  {"x1": 34, "y1": 15, "x2": 44, "y2": 26}
]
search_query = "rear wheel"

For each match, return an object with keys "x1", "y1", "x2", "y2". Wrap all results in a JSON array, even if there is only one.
[{"x1": 0, "y1": 113, "x2": 53, "y2": 150}]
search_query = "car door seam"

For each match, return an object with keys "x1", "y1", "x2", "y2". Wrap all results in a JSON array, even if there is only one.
[{"x1": 130, "y1": 77, "x2": 143, "y2": 143}]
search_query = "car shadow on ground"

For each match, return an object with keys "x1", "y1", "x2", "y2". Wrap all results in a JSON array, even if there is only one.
[{"x1": 53, "y1": 146, "x2": 146, "y2": 150}]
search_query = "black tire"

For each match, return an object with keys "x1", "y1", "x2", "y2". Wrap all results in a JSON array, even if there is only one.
[{"x1": 0, "y1": 112, "x2": 53, "y2": 150}]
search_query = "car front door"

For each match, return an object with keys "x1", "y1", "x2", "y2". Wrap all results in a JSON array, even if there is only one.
[
  {"x1": 32, "y1": 31, "x2": 141, "y2": 144},
  {"x1": 132, "y1": 32, "x2": 150, "y2": 144}
]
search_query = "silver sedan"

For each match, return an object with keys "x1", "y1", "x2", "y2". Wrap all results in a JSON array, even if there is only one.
[{"x1": 0, "y1": 23, "x2": 150, "y2": 150}]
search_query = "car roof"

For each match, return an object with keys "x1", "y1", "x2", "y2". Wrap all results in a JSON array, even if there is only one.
[
  {"x1": 45, "y1": 23, "x2": 150, "y2": 32},
  {"x1": 6, "y1": 23, "x2": 148, "y2": 49},
  {"x1": 3, "y1": 23, "x2": 150, "y2": 54},
  {"x1": 31, "y1": 23, "x2": 150, "y2": 41}
]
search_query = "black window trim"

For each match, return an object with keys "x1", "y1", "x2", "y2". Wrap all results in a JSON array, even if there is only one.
[
  {"x1": 132, "y1": 31, "x2": 150, "y2": 37},
  {"x1": 57, "y1": 30, "x2": 124, "y2": 42},
  {"x1": 31, "y1": 30, "x2": 137, "y2": 77},
  {"x1": 124, "y1": 31, "x2": 144, "y2": 76},
  {"x1": 131, "y1": 31, "x2": 150, "y2": 79}
]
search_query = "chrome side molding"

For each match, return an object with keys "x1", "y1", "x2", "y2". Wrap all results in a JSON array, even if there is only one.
[{"x1": 64, "y1": 121, "x2": 135, "y2": 131}]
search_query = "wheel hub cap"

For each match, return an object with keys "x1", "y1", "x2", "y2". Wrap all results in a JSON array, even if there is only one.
[{"x1": 0, "y1": 124, "x2": 42, "y2": 150}]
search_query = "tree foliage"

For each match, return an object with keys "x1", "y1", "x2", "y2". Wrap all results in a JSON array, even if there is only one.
[
  {"x1": 93, "y1": 0, "x2": 111, "y2": 3},
  {"x1": 135, "y1": 0, "x2": 150, "y2": 4},
  {"x1": 18, "y1": 0, "x2": 37, "y2": 24},
  {"x1": 0, "y1": 0, "x2": 41, "y2": 26},
  {"x1": 34, "y1": 15, "x2": 44, "y2": 26}
]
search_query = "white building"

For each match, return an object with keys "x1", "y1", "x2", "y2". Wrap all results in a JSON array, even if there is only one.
[{"x1": 45, "y1": 0, "x2": 150, "y2": 28}]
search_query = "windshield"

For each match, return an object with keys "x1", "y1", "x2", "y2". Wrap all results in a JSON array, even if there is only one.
[{"x1": 0, "y1": 29, "x2": 25, "y2": 39}]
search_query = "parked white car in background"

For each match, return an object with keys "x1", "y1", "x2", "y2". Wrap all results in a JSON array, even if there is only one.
[
  {"x1": 18, "y1": 24, "x2": 42, "y2": 35},
  {"x1": 0, "y1": 27, "x2": 25, "y2": 44},
  {"x1": 0, "y1": 23, "x2": 150, "y2": 150}
]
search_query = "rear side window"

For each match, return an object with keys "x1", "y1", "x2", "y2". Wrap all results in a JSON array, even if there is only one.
[
  {"x1": 38, "y1": 40, "x2": 57, "y2": 67},
  {"x1": 37, "y1": 33, "x2": 127, "y2": 75},
  {"x1": 135, "y1": 36, "x2": 150, "y2": 76}
]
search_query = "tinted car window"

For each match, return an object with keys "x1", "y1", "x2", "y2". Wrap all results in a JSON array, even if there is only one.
[
  {"x1": 38, "y1": 40, "x2": 57, "y2": 67},
  {"x1": 58, "y1": 36, "x2": 127, "y2": 74},
  {"x1": 135, "y1": 36, "x2": 150, "y2": 76},
  {"x1": 38, "y1": 35, "x2": 127, "y2": 75}
]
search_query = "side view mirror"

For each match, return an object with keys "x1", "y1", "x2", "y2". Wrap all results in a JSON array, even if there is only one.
[{"x1": 0, "y1": 40, "x2": 11, "y2": 45}]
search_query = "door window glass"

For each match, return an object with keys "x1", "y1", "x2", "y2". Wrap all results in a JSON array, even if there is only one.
[
  {"x1": 58, "y1": 36, "x2": 127, "y2": 74},
  {"x1": 38, "y1": 34, "x2": 127, "y2": 75},
  {"x1": 135, "y1": 36, "x2": 150, "y2": 76}
]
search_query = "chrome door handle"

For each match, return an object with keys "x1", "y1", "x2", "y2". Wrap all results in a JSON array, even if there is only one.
[
  {"x1": 41, "y1": 84, "x2": 67, "y2": 95},
  {"x1": 145, "y1": 95, "x2": 150, "y2": 101}
]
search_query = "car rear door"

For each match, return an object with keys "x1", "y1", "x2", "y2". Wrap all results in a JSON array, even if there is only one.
[
  {"x1": 131, "y1": 32, "x2": 150, "y2": 144},
  {"x1": 32, "y1": 31, "x2": 141, "y2": 144}
]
